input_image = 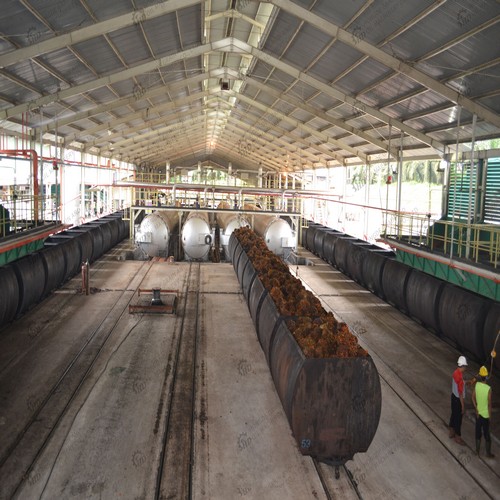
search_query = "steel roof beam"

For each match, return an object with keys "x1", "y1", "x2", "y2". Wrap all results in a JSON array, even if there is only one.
[
  {"x1": 51, "y1": 72, "x2": 211, "y2": 137},
  {"x1": 0, "y1": 0, "x2": 202, "y2": 69},
  {"x1": 232, "y1": 89, "x2": 364, "y2": 162},
  {"x1": 239, "y1": 39, "x2": 448, "y2": 154},
  {"x1": 244, "y1": 75, "x2": 397, "y2": 156},
  {"x1": 270, "y1": 0, "x2": 500, "y2": 129}
]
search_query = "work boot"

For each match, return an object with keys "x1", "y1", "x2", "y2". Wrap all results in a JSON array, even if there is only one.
[
  {"x1": 449, "y1": 427, "x2": 456, "y2": 438},
  {"x1": 476, "y1": 439, "x2": 481, "y2": 455},
  {"x1": 485, "y1": 441, "x2": 495, "y2": 458}
]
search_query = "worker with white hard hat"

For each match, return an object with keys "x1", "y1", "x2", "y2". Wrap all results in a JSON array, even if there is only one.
[
  {"x1": 472, "y1": 366, "x2": 495, "y2": 458},
  {"x1": 448, "y1": 355, "x2": 467, "y2": 445}
]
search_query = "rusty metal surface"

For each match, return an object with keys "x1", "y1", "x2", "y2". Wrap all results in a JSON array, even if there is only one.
[
  {"x1": 129, "y1": 288, "x2": 178, "y2": 315},
  {"x1": 292, "y1": 355, "x2": 381, "y2": 462},
  {"x1": 230, "y1": 237, "x2": 382, "y2": 465},
  {"x1": 240, "y1": 259, "x2": 257, "y2": 301},
  {"x1": 256, "y1": 293, "x2": 282, "y2": 363},
  {"x1": 269, "y1": 321, "x2": 304, "y2": 422},
  {"x1": 248, "y1": 275, "x2": 267, "y2": 327},
  {"x1": 484, "y1": 303, "x2": 500, "y2": 371},
  {"x1": 236, "y1": 248, "x2": 249, "y2": 284}
]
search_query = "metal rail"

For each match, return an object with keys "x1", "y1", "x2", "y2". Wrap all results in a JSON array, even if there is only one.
[
  {"x1": 1, "y1": 257, "x2": 151, "y2": 499},
  {"x1": 154, "y1": 262, "x2": 201, "y2": 499}
]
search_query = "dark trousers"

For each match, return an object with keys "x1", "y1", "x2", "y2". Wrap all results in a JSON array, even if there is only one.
[
  {"x1": 475, "y1": 415, "x2": 491, "y2": 441},
  {"x1": 449, "y1": 394, "x2": 462, "y2": 436}
]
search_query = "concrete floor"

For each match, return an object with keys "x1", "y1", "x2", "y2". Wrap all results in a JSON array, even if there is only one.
[{"x1": 0, "y1": 243, "x2": 498, "y2": 499}]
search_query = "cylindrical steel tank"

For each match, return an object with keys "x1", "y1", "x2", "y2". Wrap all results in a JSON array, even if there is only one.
[
  {"x1": 135, "y1": 211, "x2": 178, "y2": 257},
  {"x1": 0, "y1": 265, "x2": 19, "y2": 327},
  {"x1": 181, "y1": 211, "x2": 212, "y2": 261},
  {"x1": 253, "y1": 215, "x2": 295, "y2": 257},
  {"x1": 438, "y1": 284, "x2": 489, "y2": 359},
  {"x1": 10, "y1": 253, "x2": 46, "y2": 316},
  {"x1": 243, "y1": 203, "x2": 294, "y2": 257},
  {"x1": 483, "y1": 302, "x2": 500, "y2": 371},
  {"x1": 217, "y1": 201, "x2": 250, "y2": 256}
]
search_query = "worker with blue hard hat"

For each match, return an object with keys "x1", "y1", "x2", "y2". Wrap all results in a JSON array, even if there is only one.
[
  {"x1": 449, "y1": 356, "x2": 467, "y2": 445},
  {"x1": 472, "y1": 365, "x2": 495, "y2": 458}
]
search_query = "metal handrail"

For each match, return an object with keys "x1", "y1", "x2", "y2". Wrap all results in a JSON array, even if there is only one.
[{"x1": 383, "y1": 213, "x2": 500, "y2": 268}]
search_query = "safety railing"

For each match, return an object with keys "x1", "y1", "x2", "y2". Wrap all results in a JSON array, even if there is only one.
[
  {"x1": 0, "y1": 193, "x2": 59, "y2": 237},
  {"x1": 383, "y1": 213, "x2": 500, "y2": 269}
]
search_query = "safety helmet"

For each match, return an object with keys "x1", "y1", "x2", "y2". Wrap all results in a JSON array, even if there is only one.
[
  {"x1": 457, "y1": 356, "x2": 468, "y2": 367},
  {"x1": 479, "y1": 366, "x2": 488, "y2": 377}
]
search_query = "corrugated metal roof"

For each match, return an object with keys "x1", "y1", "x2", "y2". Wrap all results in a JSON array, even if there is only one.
[{"x1": 0, "y1": 0, "x2": 498, "y2": 172}]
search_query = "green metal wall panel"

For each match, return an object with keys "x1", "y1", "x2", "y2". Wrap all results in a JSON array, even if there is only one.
[
  {"x1": 484, "y1": 158, "x2": 500, "y2": 224},
  {"x1": 397, "y1": 250, "x2": 499, "y2": 302},
  {"x1": 0, "y1": 239, "x2": 45, "y2": 266}
]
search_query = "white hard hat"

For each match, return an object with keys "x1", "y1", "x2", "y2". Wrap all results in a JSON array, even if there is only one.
[{"x1": 457, "y1": 356, "x2": 468, "y2": 367}]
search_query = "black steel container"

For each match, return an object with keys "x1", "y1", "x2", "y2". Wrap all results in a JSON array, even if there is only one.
[
  {"x1": 39, "y1": 245, "x2": 67, "y2": 298},
  {"x1": 11, "y1": 253, "x2": 46, "y2": 316},
  {"x1": 312, "y1": 229, "x2": 328, "y2": 257},
  {"x1": 65, "y1": 230, "x2": 94, "y2": 264},
  {"x1": 322, "y1": 230, "x2": 344, "y2": 266},
  {"x1": 304, "y1": 223, "x2": 323, "y2": 253},
  {"x1": 236, "y1": 247, "x2": 249, "y2": 283},
  {"x1": 438, "y1": 284, "x2": 489, "y2": 360},
  {"x1": 361, "y1": 250, "x2": 393, "y2": 298},
  {"x1": 86, "y1": 222, "x2": 112, "y2": 253},
  {"x1": 74, "y1": 225, "x2": 104, "y2": 261},
  {"x1": 405, "y1": 270, "x2": 446, "y2": 333},
  {"x1": 44, "y1": 234, "x2": 83, "y2": 280},
  {"x1": 381, "y1": 259, "x2": 413, "y2": 312},
  {"x1": 0, "y1": 265, "x2": 19, "y2": 327},
  {"x1": 333, "y1": 237, "x2": 361, "y2": 274}
]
